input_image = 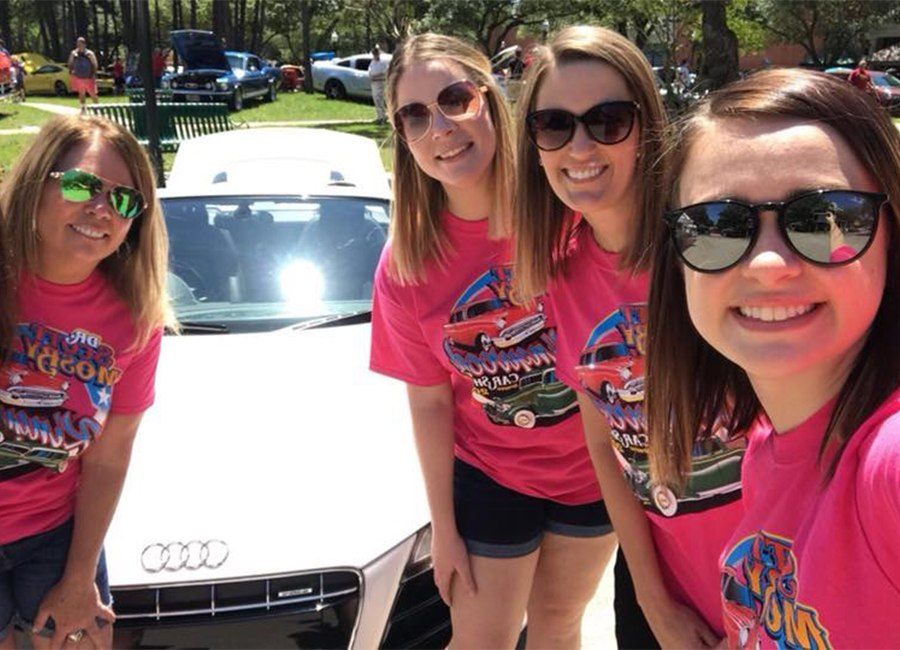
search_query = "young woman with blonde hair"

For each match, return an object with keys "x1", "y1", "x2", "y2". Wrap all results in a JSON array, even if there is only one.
[
  {"x1": 648, "y1": 68, "x2": 900, "y2": 647},
  {"x1": 371, "y1": 33, "x2": 615, "y2": 648},
  {"x1": 515, "y1": 25, "x2": 745, "y2": 647},
  {"x1": 0, "y1": 115, "x2": 174, "y2": 649}
]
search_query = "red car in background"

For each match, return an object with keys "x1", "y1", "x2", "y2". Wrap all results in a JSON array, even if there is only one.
[
  {"x1": 444, "y1": 297, "x2": 545, "y2": 351},
  {"x1": 575, "y1": 341, "x2": 645, "y2": 405},
  {"x1": 825, "y1": 67, "x2": 900, "y2": 115}
]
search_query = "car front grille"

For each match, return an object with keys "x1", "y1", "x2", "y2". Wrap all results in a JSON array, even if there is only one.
[
  {"x1": 113, "y1": 569, "x2": 360, "y2": 623},
  {"x1": 380, "y1": 568, "x2": 451, "y2": 649}
]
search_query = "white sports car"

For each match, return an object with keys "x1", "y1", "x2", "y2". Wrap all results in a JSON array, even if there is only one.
[
  {"x1": 105, "y1": 129, "x2": 449, "y2": 649},
  {"x1": 312, "y1": 53, "x2": 392, "y2": 101}
]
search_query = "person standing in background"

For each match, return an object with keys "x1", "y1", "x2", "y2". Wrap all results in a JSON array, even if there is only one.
[
  {"x1": 111, "y1": 57, "x2": 125, "y2": 95},
  {"x1": 68, "y1": 37, "x2": 99, "y2": 110},
  {"x1": 368, "y1": 45, "x2": 388, "y2": 124},
  {"x1": 151, "y1": 48, "x2": 166, "y2": 88},
  {"x1": 848, "y1": 59, "x2": 875, "y2": 95}
]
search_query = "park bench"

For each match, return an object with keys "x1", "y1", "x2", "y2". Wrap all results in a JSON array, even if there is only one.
[{"x1": 86, "y1": 101, "x2": 238, "y2": 152}]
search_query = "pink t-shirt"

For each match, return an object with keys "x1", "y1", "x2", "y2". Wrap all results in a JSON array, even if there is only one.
[
  {"x1": 720, "y1": 389, "x2": 900, "y2": 649},
  {"x1": 0, "y1": 271, "x2": 162, "y2": 544},
  {"x1": 370, "y1": 211, "x2": 599, "y2": 505},
  {"x1": 547, "y1": 222, "x2": 745, "y2": 634}
]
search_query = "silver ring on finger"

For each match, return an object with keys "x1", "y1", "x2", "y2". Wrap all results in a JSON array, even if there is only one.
[{"x1": 67, "y1": 629, "x2": 85, "y2": 643}]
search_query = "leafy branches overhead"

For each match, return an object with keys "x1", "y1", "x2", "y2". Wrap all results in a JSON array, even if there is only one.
[{"x1": 740, "y1": 0, "x2": 900, "y2": 66}]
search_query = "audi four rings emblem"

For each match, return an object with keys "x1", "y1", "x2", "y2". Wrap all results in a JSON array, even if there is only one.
[{"x1": 141, "y1": 540, "x2": 229, "y2": 573}]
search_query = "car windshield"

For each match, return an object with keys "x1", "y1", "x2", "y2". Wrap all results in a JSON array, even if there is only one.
[
  {"x1": 226, "y1": 54, "x2": 243, "y2": 72},
  {"x1": 162, "y1": 195, "x2": 389, "y2": 332},
  {"x1": 874, "y1": 73, "x2": 900, "y2": 88}
]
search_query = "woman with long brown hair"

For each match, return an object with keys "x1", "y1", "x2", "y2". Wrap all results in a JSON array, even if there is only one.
[
  {"x1": 647, "y1": 68, "x2": 900, "y2": 647},
  {"x1": 370, "y1": 34, "x2": 615, "y2": 647},
  {"x1": 0, "y1": 115, "x2": 174, "y2": 649},
  {"x1": 514, "y1": 25, "x2": 744, "y2": 647}
]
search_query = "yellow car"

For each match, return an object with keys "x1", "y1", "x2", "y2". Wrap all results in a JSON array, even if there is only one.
[
  {"x1": 13, "y1": 51, "x2": 53, "y2": 75},
  {"x1": 22, "y1": 61, "x2": 114, "y2": 96}
]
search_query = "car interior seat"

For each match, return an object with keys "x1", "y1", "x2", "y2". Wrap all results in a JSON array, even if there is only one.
[{"x1": 165, "y1": 201, "x2": 239, "y2": 302}]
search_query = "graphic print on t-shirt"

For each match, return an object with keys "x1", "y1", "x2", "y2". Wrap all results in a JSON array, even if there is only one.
[
  {"x1": 575, "y1": 303, "x2": 744, "y2": 517},
  {"x1": 0, "y1": 322, "x2": 120, "y2": 479},
  {"x1": 721, "y1": 532, "x2": 831, "y2": 650},
  {"x1": 442, "y1": 265, "x2": 577, "y2": 429}
]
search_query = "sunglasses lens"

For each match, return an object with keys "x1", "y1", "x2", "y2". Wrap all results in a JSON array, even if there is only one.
[
  {"x1": 783, "y1": 191, "x2": 879, "y2": 264},
  {"x1": 110, "y1": 186, "x2": 144, "y2": 219},
  {"x1": 395, "y1": 103, "x2": 431, "y2": 141},
  {"x1": 59, "y1": 169, "x2": 102, "y2": 202},
  {"x1": 527, "y1": 110, "x2": 575, "y2": 151},
  {"x1": 437, "y1": 81, "x2": 480, "y2": 119},
  {"x1": 670, "y1": 203, "x2": 755, "y2": 271},
  {"x1": 583, "y1": 102, "x2": 637, "y2": 144}
]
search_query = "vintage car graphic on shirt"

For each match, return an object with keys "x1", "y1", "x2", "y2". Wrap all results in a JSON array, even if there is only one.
[
  {"x1": 0, "y1": 323, "x2": 120, "y2": 479},
  {"x1": 442, "y1": 265, "x2": 576, "y2": 429},
  {"x1": 575, "y1": 303, "x2": 745, "y2": 516},
  {"x1": 722, "y1": 532, "x2": 831, "y2": 650}
]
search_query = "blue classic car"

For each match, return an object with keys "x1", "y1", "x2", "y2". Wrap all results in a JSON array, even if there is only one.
[{"x1": 164, "y1": 29, "x2": 278, "y2": 110}]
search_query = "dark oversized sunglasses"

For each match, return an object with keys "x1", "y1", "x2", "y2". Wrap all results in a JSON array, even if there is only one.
[
  {"x1": 49, "y1": 168, "x2": 146, "y2": 220},
  {"x1": 525, "y1": 100, "x2": 640, "y2": 151},
  {"x1": 393, "y1": 79, "x2": 487, "y2": 144},
  {"x1": 665, "y1": 189, "x2": 886, "y2": 273}
]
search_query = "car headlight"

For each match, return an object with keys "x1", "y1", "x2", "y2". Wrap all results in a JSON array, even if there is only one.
[
  {"x1": 205, "y1": 81, "x2": 214, "y2": 90},
  {"x1": 169, "y1": 80, "x2": 178, "y2": 89},
  {"x1": 403, "y1": 525, "x2": 433, "y2": 579},
  {"x1": 217, "y1": 80, "x2": 230, "y2": 91},
  {"x1": 161, "y1": 79, "x2": 170, "y2": 89}
]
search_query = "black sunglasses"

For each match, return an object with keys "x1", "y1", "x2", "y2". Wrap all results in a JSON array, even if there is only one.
[
  {"x1": 665, "y1": 189, "x2": 887, "y2": 273},
  {"x1": 525, "y1": 100, "x2": 640, "y2": 151}
]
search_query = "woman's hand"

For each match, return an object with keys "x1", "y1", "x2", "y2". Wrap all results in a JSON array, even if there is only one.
[
  {"x1": 32, "y1": 576, "x2": 114, "y2": 649},
  {"x1": 644, "y1": 597, "x2": 721, "y2": 649},
  {"x1": 430, "y1": 527, "x2": 476, "y2": 606}
]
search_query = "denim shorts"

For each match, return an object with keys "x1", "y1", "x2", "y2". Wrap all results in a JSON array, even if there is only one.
[
  {"x1": 0, "y1": 519, "x2": 111, "y2": 641},
  {"x1": 454, "y1": 458, "x2": 613, "y2": 558}
]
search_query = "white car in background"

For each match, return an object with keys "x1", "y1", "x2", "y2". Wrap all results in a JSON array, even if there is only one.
[
  {"x1": 105, "y1": 129, "x2": 449, "y2": 649},
  {"x1": 312, "y1": 53, "x2": 392, "y2": 100}
]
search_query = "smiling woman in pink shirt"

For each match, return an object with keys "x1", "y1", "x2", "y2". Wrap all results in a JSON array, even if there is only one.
[
  {"x1": 370, "y1": 34, "x2": 615, "y2": 648},
  {"x1": 647, "y1": 68, "x2": 900, "y2": 648}
]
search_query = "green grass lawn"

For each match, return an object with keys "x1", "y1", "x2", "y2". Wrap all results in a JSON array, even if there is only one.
[
  {"x1": 0, "y1": 133, "x2": 36, "y2": 175},
  {"x1": 322, "y1": 122, "x2": 393, "y2": 170},
  {"x1": 236, "y1": 90, "x2": 375, "y2": 122},
  {"x1": 25, "y1": 93, "x2": 125, "y2": 106},
  {"x1": 0, "y1": 103, "x2": 55, "y2": 129}
]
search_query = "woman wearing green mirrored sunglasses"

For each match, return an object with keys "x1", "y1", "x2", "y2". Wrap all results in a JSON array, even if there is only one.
[
  {"x1": 49, "y1": 168, "x2": 147, "y2": 220},
  {"x1": 0, "y1": 115, "x2": 177, "y2": 649}
]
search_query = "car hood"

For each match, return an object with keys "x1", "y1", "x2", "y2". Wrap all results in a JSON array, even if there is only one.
[
  {"x1": 105, "y1": 322, "x2": 428, "y2": 587},
  {"x1": 171, "y1": 30, "x2": 230, "y2": 72}
]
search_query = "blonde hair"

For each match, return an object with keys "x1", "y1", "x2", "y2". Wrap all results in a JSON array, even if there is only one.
[
  {"x1": 0, "y1": 115, "x2": 176, "y2": 349},
  {"x1": 385, "y1": 33, "x2": 516, "y2": 285},
  {"x1": 513, "y1": 25, "x2": 669, "y2": 300}
]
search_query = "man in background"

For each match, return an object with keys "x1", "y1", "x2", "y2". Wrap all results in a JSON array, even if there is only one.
[
  {"x1": 368, "y1": 45, "x2": 388, "y2": 124},
  {"x1": 67, "y1": 36, "x2": 99, "y2": 110}
]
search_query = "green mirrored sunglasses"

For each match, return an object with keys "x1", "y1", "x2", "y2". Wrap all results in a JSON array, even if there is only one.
[{"x1": 49, "y1": 168, "x2": 146, "y2": 220}]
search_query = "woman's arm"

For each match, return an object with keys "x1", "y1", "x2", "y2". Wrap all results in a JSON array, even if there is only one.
[
  {"x1": 406, "y1": 382, "x2": 476, "y2": 605},
  {"x1": 33, "y1": 412, "x2": 144, "y2": 650},
  {"x1": 577, "y1": 393, "x2": 719, "y2": 648}
]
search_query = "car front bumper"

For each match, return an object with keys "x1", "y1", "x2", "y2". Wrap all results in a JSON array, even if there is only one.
[{"x1": 108, "y1": 527, "x2": 450, "y2": 649}]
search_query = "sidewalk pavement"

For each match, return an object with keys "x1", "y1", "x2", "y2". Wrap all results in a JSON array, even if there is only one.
[{"x1": 24, "y1": 101, "x2": 79, "y2": 115}]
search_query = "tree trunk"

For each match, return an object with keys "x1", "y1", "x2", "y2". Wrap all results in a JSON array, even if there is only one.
[
  {"x1": 301, "y1": 0, "x2": 312, "y2": 92},
  {"x1": 154, "y1": 0, "x2": 161, "y2": 47},
  {"x1": 119, "y1": 0, "x2": 135, "y2": 53},
  {"x1": 700, "y1": 0, "x2": 739, "y2": 91},
  {"x1": 190, "y1": 0, "x2": 196, "y2": 29},
  {"x1": 213, "y1": 0, "x2": 230, "y2": 44},
  {"x1": 249, "y1": 0, "x2": 261, "y2": 53}
]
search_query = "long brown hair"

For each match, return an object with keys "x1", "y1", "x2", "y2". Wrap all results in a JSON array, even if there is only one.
[
  {"x1": 513, "y1": 25, "x2": 669, "y2": 300},
  {"x1": 646, "y1": 68, "x2": 900, "y2": 490},
  {"x1": 384, "y1": 33, "x2": 516, "y2": 285},
  {"x1": 0, "y1": 115, "x2": 176, "y2": 348}
]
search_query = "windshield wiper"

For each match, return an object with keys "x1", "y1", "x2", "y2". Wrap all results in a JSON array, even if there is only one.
[
  {"x1": 288, "y1": 311, "x2": 372, "y2": 332},
  {"x1": 174, "y1": 321, "x2": 231, "y2": 334}
]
